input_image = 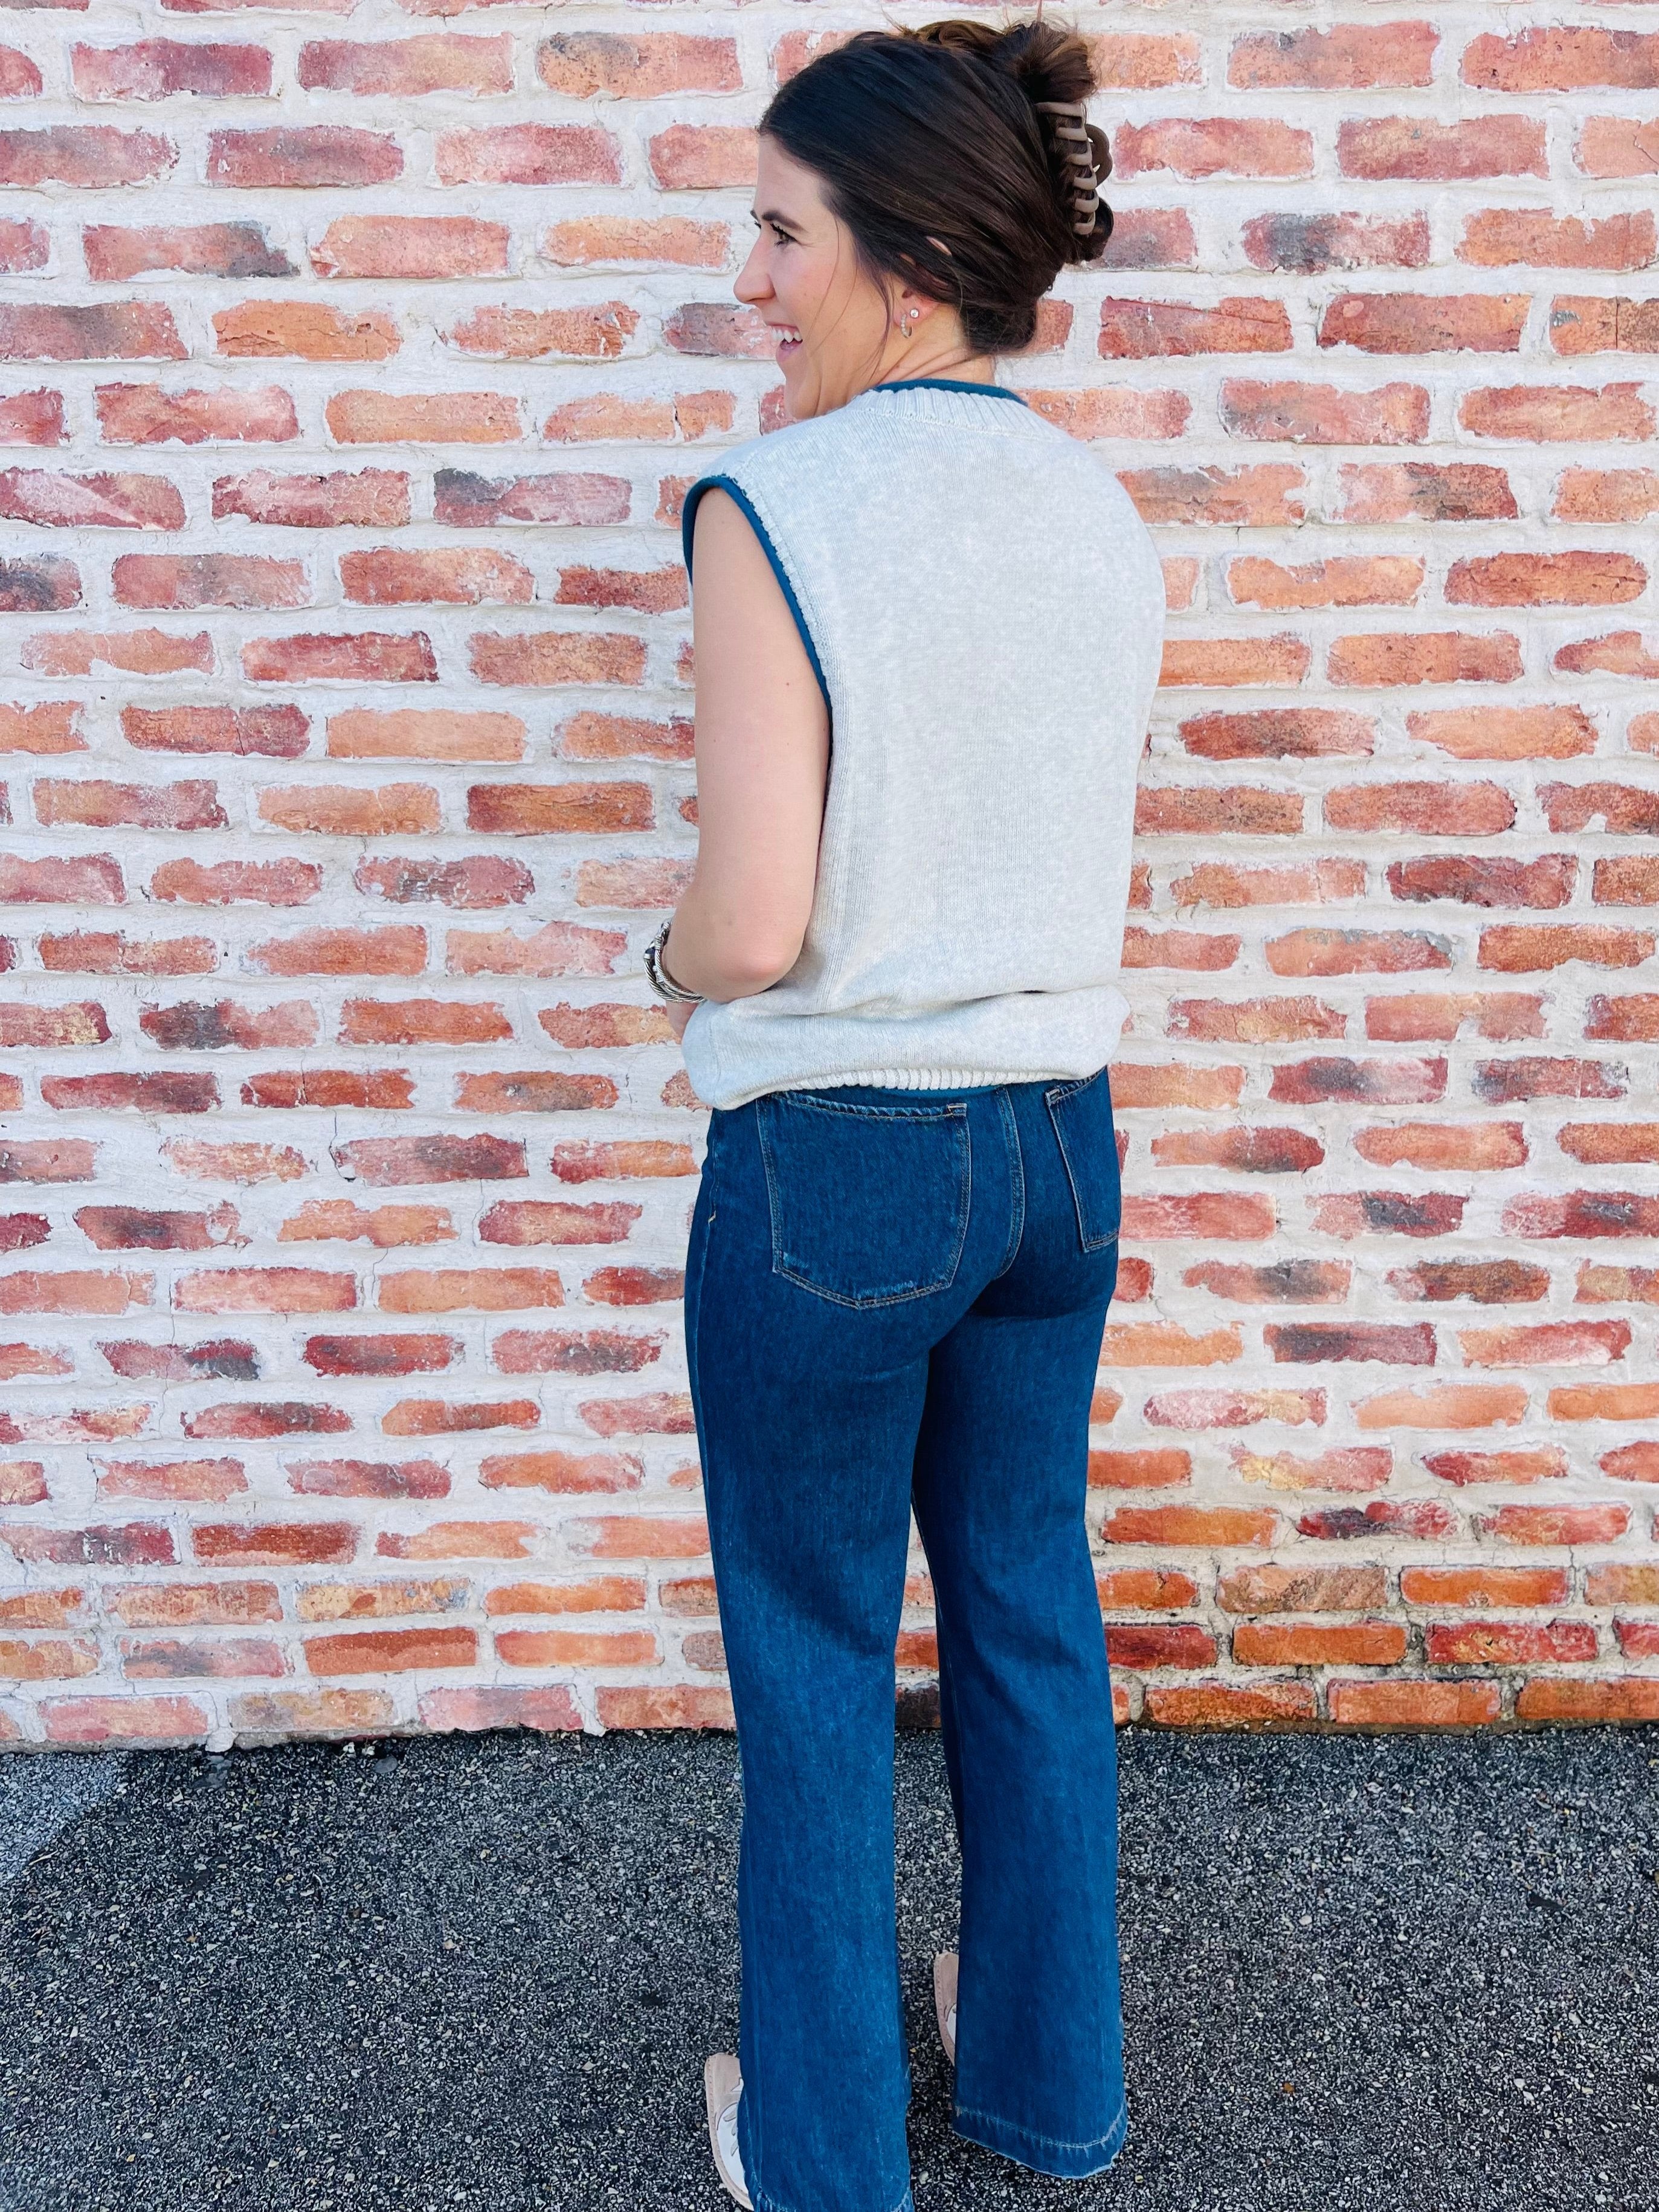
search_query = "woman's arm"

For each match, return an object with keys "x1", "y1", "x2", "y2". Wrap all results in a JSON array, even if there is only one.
[{"x1": 660, "y1": 488, "x2": 829, "y2": 1009}]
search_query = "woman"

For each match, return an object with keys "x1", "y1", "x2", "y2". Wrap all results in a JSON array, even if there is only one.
[{"x1": 643, "y1": 21, "x2": 1165, "y2": 2210}]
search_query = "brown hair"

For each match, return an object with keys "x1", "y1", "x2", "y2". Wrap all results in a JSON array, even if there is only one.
[{"x1": 761, "y1": 16, "x2": 1112, "y2": 355}]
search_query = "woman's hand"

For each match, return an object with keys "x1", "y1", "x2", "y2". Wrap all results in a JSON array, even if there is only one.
[
  {"x1": 661, "y1": 489, "x2": 829, "y2": 1003},
  {"x1": 666, "y1": 998, "x2": 697, "y2": 1043}
]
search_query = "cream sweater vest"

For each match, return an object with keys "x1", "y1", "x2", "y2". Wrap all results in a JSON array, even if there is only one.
[{"x1": 679, "y1": 378, "x2": 1165, "y2": 1113}]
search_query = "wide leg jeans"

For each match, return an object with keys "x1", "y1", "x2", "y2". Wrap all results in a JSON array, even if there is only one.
[{"x1": 685, "y1": 1070, "x2": 1127, "y2": 2212}]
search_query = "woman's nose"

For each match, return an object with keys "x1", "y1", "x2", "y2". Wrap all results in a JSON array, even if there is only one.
[{"x1": 734, "y1": 239, "x2": 770, "y2": 306}]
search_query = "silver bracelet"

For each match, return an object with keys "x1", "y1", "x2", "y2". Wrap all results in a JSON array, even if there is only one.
[{"x1": 643, "y1": 916, "x2": 705, "y2": 1005}]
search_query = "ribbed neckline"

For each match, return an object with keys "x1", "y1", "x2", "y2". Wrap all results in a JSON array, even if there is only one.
[{"x1": 868, "y1": 377, "x2": 1027, "y2": 405}]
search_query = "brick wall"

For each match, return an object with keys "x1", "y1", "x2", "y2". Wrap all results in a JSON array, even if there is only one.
[{"x1": 1, "y1": 1, "x2": 1656, "y2": 1751}]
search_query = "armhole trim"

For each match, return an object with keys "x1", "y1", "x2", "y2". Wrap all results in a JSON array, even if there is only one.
[{"x1": 682, "y1": 473, "x2": 830, "y2": 715}]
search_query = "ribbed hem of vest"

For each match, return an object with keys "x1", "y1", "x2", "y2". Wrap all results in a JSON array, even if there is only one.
[{"x1": 765, "y1": 1066, "x2": 1069, "y2": 1095}]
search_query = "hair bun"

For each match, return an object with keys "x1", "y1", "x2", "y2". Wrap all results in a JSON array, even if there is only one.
[{"x1": 906, "y1": 16, "x2": 1112, "y2": 265}]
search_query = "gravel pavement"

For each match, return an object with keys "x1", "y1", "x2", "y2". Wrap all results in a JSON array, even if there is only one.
[{"x1": 1, "y1": 1723, "x2": 1655, "y2": 2212}]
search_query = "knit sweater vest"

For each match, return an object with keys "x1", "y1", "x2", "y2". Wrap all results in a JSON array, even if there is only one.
[{"x1": 678, "y1": 378, "x2": 1165, "y2": 1113}]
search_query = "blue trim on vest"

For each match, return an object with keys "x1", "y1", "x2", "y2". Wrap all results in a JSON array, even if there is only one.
[
  {"x1": 870, "y1": 377, "x2": 1028, "y2": 405},
  {"x1": 681, "y1": 474, "x2": 831, "y2": 713}
]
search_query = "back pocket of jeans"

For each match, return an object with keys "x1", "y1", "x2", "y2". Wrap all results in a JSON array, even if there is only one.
[
  {"x1": 1045, "y1": 1067, "x2": 1121, "y2": 1253},
  {"x1": 756, "y1": 1092, "x2": 970, "y2": 1310}
]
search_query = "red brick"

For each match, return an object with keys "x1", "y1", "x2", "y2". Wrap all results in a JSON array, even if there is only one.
[
  {"x1": 1114, "y1": 118, "x2": 1312, "y2": 179},
  {"x1": 422, "y1": 1685, "x2": 582, "y2": 1733},
  {"x1": 1408, "y1": 707, "x2": 1597, "y2": 761},
  {"x1": 1464, "y1": 27, "x2": 1659, "y2": 93},
  {"x1": 1513, "y1": 1194, "x2": 1654, "y2": 1247},
  {"x1": 246, "y1": 926, "x2": 424, "y2": 978},
  {"x1": 648, "y1": 125, "x2": 755, "y2": 191},
  {"x1": 1556, "y1": 469, "x2": 1659, "y2": 524},
  {"x1": 251, "y1": 1068, "x2": 413, "y2": 1114},
  {"x1": 1103, "y1": 1503, "x2": 1279, "y2": 1549},
  {"x1": 1518, "y1": 1680, "x2": 1659, "y2": 1725},
  {"x1": 314, "y1": 216, "x2": 504, "y2": 280},
  {"x1": 1337, "y1": 118, "x2": 1545, "y2": 180},
  {"x1": 1231, "y1": 23, "x2": 1437, "y2": 89},
  {"x1": 446, "y1": 919, "x2": 626, "y2": 979},
  {"x1": 114, "y1": 553, "x2": 308, "y2": 611},
  {"x1": 434, "y1": 469, "x2": 629, "y2": 527},
  {"x1": 1319, "y1": 293, "x2": 1529, "y2": 354},
  {"x1": 1477, "y1": 1060, "x2": 1627, "y2": 1105},
  {"x1": 43, "y1": 1695, "x2": 208, "y2": 1746},
  {"x1": 0, "y1": 388, "x2": 62, "y2": 446},
  {"x1": 242, "y1": 632, "x2": 436, "y2": 684},
  {"x1": 1219, "y1": 379, "x2": 1428, "y2": 446},
  {"x1": 151, "y1": 858, "x2": 320, "y2": 905},
  {"x1": 1100, "y1": 297, "x2": 1292, "y2": 358},
  {"x1": 73, "y1": 40, "x2": 271, "y2": 98},
  {"x1": 1022, "y1": 390, "x2": 1191, "y2": 445},
  {"x1": 0, "y1": 467, "x2": 183, "y2": 529},
  {"x1": 0, "y1": 127, "x2": 175, "y2": 189},
  {"x1": 306, "y1": 1625, "x2": 474, "y2": 1675},
  {"x1": 1482, "y1": 1503, "x2": 1632, "y2": 1546},
  {"x1": 298, "y1": 34, "x2": 511, "y2": 95},
  {"x1": 450, "y1": 305, "x2": 639, "y2": 364},
  {"x1": 1176, "y1": 715, "x2": 1373, "y2": 766},
  {"x1": 213, "y1": 301, "x2": 399, "y2": 364},
  {"x1": 1141, "y1": 787, "x2": 1309, "y2": 836},
  {"x1": 97, "y1": 384, "x2": 298, "y2": 447},
  {"x1": 1144, "y1": 1682, "x2": 1318, "y2": 1729},
  {"x1": 1574, "y1": 121, "x2": 1659, "y2": 181},
  {"x1": 1158, "y1": 637, "x2": 1312, "y2": 689},
  {"x1": 208, "y1": 127, "x2": 399, "y2": 188},
  {"x1": 1168, "y1": 996, "x2": 1342, "y2": 1044},
  {"x1": 85, "y1": 223, "x2": 292, "y2": 282},
  {"x1": 1337, "y1": 462, "x2": 1517, "y2": 525},
  {"x1": 1240, "y1": 211, "x2": 1429, "y2": 274},
  {"x1": 493, "y1": 1328, "x2": 660, "y2": 1378},
  {"x1": 339, "y1": 998, "x2": 509, "y2": 1046},
  {"x1": 286, "y1": 1458, "x2": 448, "y2": 1500},
  {"x1": 479, "y1": 1200, "x2": 639, "y2": 1247},
  {"x1": 1460, "y1": 209, "x2": 1655, "y2": 273},
  {"x1": 326, "y1": 391, "x2": 520, "y2": 447},
  {"x1": 357, "y1": 855, "x2": 529, "y2": 910},
  {"x1": 436, "y1": 124, "x2": 619, "y2": 188},
  {"x1": 1363, "y1": 1130, "x2": 1530, "y2": 1178},
  {"x1": 1387, "y1": 854, "x2": 1574, "y2": 908},
  {"x1": 112, "y1": 1584, "x2": 280, "y2": 1627},
  {"x1": 0, "y1": 222, "x2": 46, "y2": 276},
  {"x1": 538, "y1": 31, "x2": 737, "y2": 99},
  {"x1": 341, "y1": 550, "x2": 533, "y2": 608},
  {"x1": 99, "y1": 1456, "x2": 245, "y2": 1503},
  {"x1": 1561, "y1": 1121, "x2": 1659, "y2": 1163},
  {"x1": 1601, "y1": 858, "x2": 1659, "y2": 902},
  {"x1": 258, "y1": 784, "x2": 439, "y2": 837},
  {"x1": 1121, "y1": 463, "x2": 1304, "y2": 527},
  {"x1": 1231, "y1": 1445, "x2": 1389, "y2": 1492},
  {"x1": 1119, "y1": 1192, "x2": 1276, "y2": 1241},
  {"x1": 1183, "y1": 1260, "x2": 1348, "y2": 1304},
  {"x1": 1556, "y1": 634, "x2": 1659, "y2": 681},
  {"x1": 1095, "y1": 209, "x2": 1200, "y2": 272},
  {"x1": 1450, "y1": 551, "x2": 1645, "y2": 608},
  {"x1": 1460, "y1": 383, "x2": 1654, "y2": 441},
  {"x1": 1481, "y1": 924, "x2": 1652, "y2": 973},
  {"x1": 214, "y1": 469, "x2": 408, "y2": 528},
  {"x1": 1329, "y1": 1681, "x2": 1500, "y2": 1729},
  {"x1": 1545, "y1": 780, "x2": 1659, "y2": 837},
  {"x1": 1235, "y1": 1621, "x2": 1407, "y2": 1667}
]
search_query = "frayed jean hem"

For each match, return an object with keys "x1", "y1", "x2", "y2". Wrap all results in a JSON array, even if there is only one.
[
  {"x1": 749, "y1": 2188, "x2": 914, "y2": 2212},
  {"x1": 952, "y1": 2095, "x2": 1129, "y2": 2181}
]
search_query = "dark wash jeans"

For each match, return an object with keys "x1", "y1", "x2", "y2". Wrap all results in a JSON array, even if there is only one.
[{"x1": 685, "y1": 1069, "x2": 1127, "y2": 2212}]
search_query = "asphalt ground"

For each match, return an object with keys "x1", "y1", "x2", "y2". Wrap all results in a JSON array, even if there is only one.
[{"x1": 1, "y1": 1724, "x2": 1655, "y2": 2212}]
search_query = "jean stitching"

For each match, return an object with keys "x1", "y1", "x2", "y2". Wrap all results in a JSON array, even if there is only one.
[
  {"x1": 953, "y1": 2095, "x2": 1128, "y2": 2156},
  {"x1": 990, "y1": 1088, "x2": 1025, "y2": 1281},
  {"x1": 774, "y1": 1095, "x2": 968, "y2": 1124},
  {"x1": 1044, "y1": 1075, "x2": 1120, "y2": 1255},
  {"x1": 757, "y1": 1097, "x2": 972, "y2": 1309}
]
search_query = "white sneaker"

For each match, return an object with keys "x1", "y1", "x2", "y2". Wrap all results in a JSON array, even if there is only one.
[
  {"x1": 933, "y1": 1952, "x2": 958, "y2": 2064},
  {"x1": 705, "y1": 2053, "x2": 753, "y2": 2209}
]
